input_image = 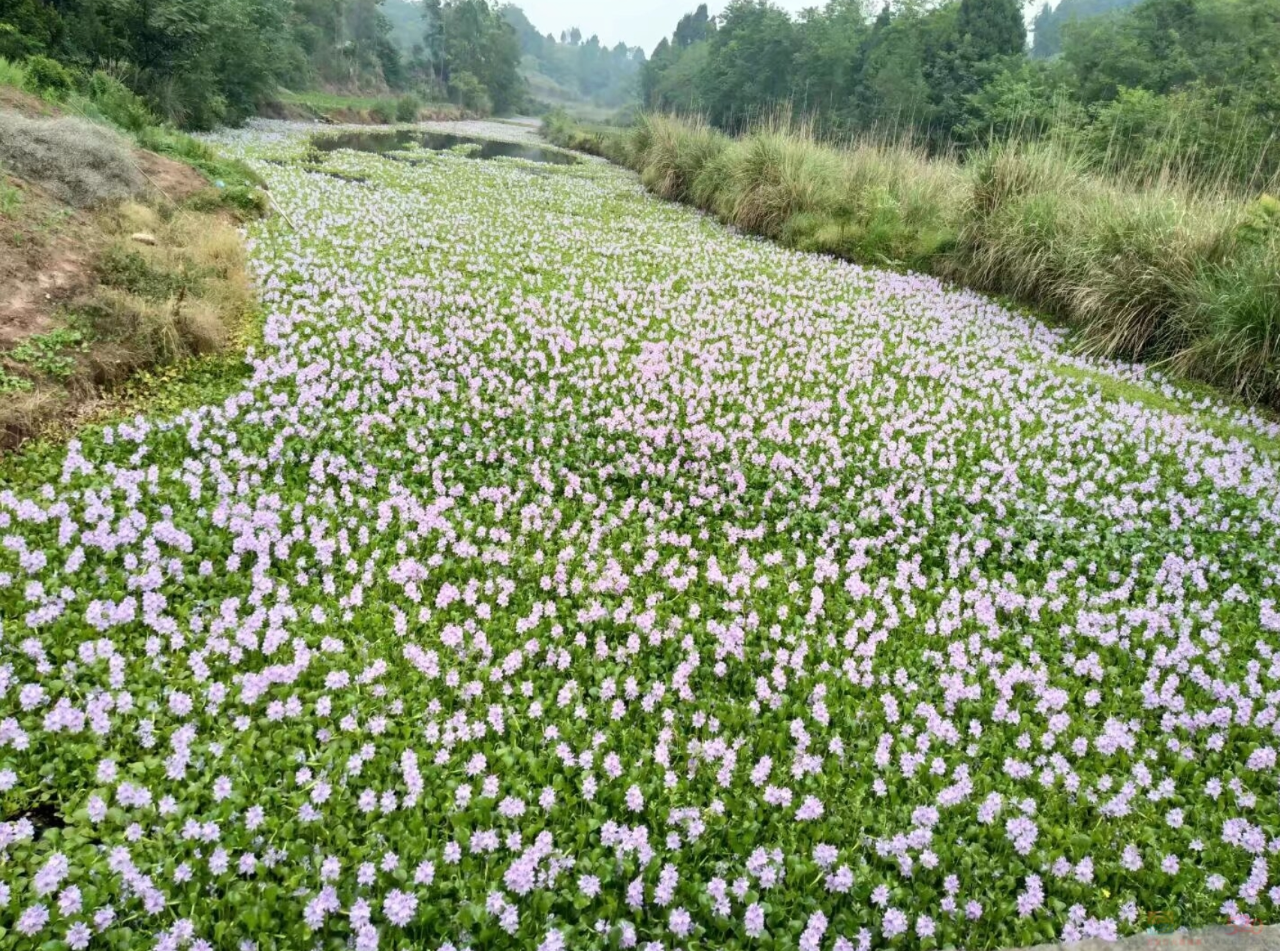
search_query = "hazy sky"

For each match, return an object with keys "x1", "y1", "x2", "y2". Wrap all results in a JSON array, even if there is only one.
[
  {"x1": 516, "y1": 0, "x2": 816, "y2": 54},
  {"x1": 515, "y1": 0, "x2": 1048, "y2": 57}
]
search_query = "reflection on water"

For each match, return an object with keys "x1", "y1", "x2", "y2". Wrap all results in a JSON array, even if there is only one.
[{"x1": 312, "y1": 130, "x2": 579, "y2": 166}]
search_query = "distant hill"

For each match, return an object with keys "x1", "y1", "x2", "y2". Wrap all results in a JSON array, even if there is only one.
[{"x1": 1030, "y1": 0, "x2": 1144, "y2": 57}]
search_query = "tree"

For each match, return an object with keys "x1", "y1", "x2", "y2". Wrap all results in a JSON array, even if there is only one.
[
  {"x1": 700, "y1": 0, "x2": 798, "y2": 129},
  {"x1": 421, "y1": 0, "x2": 445, "y2": 84},
  {"x1": 442, "y1": 0, "x2": 524, "y2": 113},
  {"x1": 957, "y1": 0, "x2": 1026, "y2": 60},
  {"x1": 673, "y1": 4, "x2": 713, "y2": 47},
  {"x1": 1031, "y1": 0, "x2": 1143, "y2": 59}
]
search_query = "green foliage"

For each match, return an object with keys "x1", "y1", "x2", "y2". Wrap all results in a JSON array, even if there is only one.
[
  {"x1": 1239, "y1": 195, "x2": 1280, "y2": 247},
  {"x1": 639, "y1": 0, "x2": 1278, "y2": 193},
  {"x1": 448, "y1": 70, "x2": 491, "y2": 114},
  {"x1": 541, "y1": 109, "x2": 632, "y2": 162},
  {"x1": 1031, "y1": 0, "x2": 1142, "y2": 58},
  {"x1": 181, "y1": 185, "x2": 268, "y2": 220},
  {"x1": 0, "y1": 54, "x2": 28, "y2": 88},
  {"x1": 442, "y1": 0, "x2": 525, "y2": 114},
  {"x1": 9, "y1": 328, "x2": 86, "y2": 379},
  {"x1": 0, "y1": 175, "x2": 21, "y2": 216},
  {"x1": 2, "y1": 0, "x2": 541, "y2": 130},
  {"x1": 395, "y1": 92, "x2": 421, "y2": 122},
  {"x1": 22, "y1": 54, "x2": 74, "y2": 99},
  {"x1": 96, "y1": 244, "x2": 201, "y2": 301},
  {"x1": 82, "y1": 71, "x2": 160, "y2": 133},
  {"x1": 0, "y1": 1, "x2": 61, "y2": 60},
  {"x1": 369, "y1": 99, "x2": 397, "y2": 124},
  {"x1": 0, "y1": 367, "x2": 33, "y2": 393}
]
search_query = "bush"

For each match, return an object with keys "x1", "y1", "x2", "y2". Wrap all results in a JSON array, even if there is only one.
[
  {"x1": 208, "y1": 184, "x2": 268, "y2": 219},
  {"x1": 0, "y1": 112, "x2": 144, "y2": 207},
  {"x1": 85, "y1": 71, "x2": 159, "y2": 134},
  {"x1": 0, "y1": 55, "x2": 28, "y2": 89},
  {"x1": 717, "y1": 128, "x2": 844, "y2": 236},
  {"x1": 369, "y1": 99, "x2": 396, "y2": 124},
  {"x1": 395, "y1": 94, "x2": 421, "y2": 123},
  {"x1": 633, "y1": 114, "x2": 727, "y2": 204},
  {"x1": 449, "y1": 71, "x2": 492, "y2": 115},
  {"x1": 1177, "y1": 242, "x2": 1280, "y2": 404},
  {"x1": 22, "y1": 54, "x2": 74, "y2": 99}
]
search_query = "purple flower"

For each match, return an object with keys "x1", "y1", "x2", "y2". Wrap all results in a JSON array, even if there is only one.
[{"x1": 383, "y1": 889, "x2": 417, "y2": 927}]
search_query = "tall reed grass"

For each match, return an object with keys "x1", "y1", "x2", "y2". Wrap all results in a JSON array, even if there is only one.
[{"x1": 544, "y1": 112, "x2": 1280, "y2": 409}]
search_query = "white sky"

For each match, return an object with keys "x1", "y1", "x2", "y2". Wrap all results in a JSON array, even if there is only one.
[
  {"x1": 517, "y1": 0, "x2": 817, "y2": 54},
  {"x1": 513, "y1": 0, "x2": 1050, "y2": 58}
]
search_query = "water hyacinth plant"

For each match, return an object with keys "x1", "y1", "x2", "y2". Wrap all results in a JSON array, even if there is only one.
[{"x1": 1, "y1": 120, "x2": 1279, "y2": 950}]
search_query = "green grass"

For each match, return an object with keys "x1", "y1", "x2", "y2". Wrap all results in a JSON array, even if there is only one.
[
  {"x1": 134, "y1": 125, "x2": 263, "y2": 189},
  {"x1": 0, "y1": 174, "x2": 21, "y2": 216},
  {"x1": 0, "y1": 55, "x2": 27, "y2": 89},
  {"x1": 278, "y1": 89, "x2": 396, "y2": 112}
]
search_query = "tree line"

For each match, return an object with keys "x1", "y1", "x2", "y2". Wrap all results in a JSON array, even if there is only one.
[
  {"x1": 0, "y1": 0, "x2": 628, "y2": 128},
  {"x1": 642, "y1": 0, "x2": 1280, "y2": 192}
]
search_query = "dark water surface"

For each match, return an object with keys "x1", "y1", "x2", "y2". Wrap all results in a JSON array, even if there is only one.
[{"x1": 312, "y1": 130, "x2": 579, "y2": 166}]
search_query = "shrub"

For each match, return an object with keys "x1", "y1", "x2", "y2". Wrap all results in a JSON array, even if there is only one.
[
  {"x1": 449, "y1": 71, "x2": 492, "y2": 115},
  {"x1": 369, "y1": 99, "x2": 396, "y2": 124},
  {"x1": 0, "y1": 112, "x2": 144, "y2": 207},
  {"x1": 395, "y1": 94, "x2": 421, "y2": 123},
  {"x1": 717, "y1": 128, "x2": 844, "y2": 236},
  {"x1": 0, "y1": 54, "x2": 28, "y2": 89},
  {"x1": 634, "y1": 114, "x2": 727, "y2": 204},
  {"x1": 1177, "y1": 244, "x2": 1280, "y2": 404},
  {"x1": 21, "y1": 54, "x2": 74, "y2": 99},
  {"x1": 85, "y1": 71, "x2": 159, "y2": 134},
  {"x1": 205, "y1": 184, "x2": 269, "y2": 219}
]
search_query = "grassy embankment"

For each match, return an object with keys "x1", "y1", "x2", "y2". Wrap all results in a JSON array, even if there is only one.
[
  {"x1": 544, "y1": 111, "x2": 1280, "y2": 411},
  {"x1": 0, "y1": 57, "x2": 269, "y2": 452},
  {"x1": 271, "y1": 89, "x2": 465, "y2": 125}
]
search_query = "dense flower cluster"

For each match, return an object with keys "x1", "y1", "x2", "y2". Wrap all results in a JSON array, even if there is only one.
[{"x1": 1, "y1": 122, "x2": 1279, "y2": 950}]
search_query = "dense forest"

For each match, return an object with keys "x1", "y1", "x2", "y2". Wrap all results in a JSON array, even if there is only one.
[
  {"x1": 642, "y1": 0, "x2": 1280, "y2": 191},
  {"x1": 0, "y1": 0, "x2": 636, "y2": 128},
  {"x1": 1029, "y1": 0, "x2": 1140, "y2": 59}
]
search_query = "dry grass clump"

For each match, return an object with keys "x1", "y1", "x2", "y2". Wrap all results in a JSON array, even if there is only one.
[
  {"x1": 716, "y1": 126, "x2": 844, "y2": 236},
  {"x1": 0, "y1": 200, "x2": 253, "y2": 450},
  {"x1": 634, "y1": 114, "x2": 728, "y2": 204},
  {"x1": 0, "y1": 112, "x2": 145, "y2": 207},
  {"x1": 0, "y1": 388, "x2": 66, "y2": 448},
  {"x1": 86, "y1": 208, "x2": 250, "y2": 372}
]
